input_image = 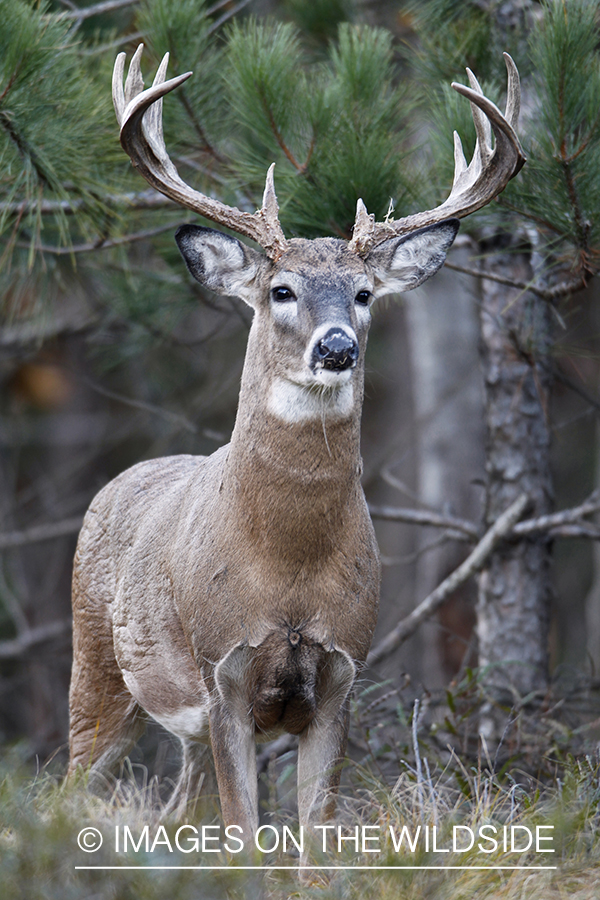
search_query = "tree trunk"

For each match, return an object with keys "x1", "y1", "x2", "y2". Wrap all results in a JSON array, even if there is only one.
[
  {"x1": 404, "y1": 245, "x2": 484, "y2": 686},
  {"x1": 476, "y1": 237, "x2": 554, "y2": 732}
]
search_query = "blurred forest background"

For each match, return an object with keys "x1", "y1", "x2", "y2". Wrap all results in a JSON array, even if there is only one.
[{"x1": 1, "y1": 0, "x2": 600, "y2": 778}]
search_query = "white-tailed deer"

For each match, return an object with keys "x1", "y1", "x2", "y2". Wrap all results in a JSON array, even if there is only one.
[{"x1": 69, "y1": 46, "x2": 524, "y2": 845}]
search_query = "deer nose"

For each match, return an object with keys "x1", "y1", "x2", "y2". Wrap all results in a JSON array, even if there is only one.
[{"x1": 315, "y1": 328, "x2": 359, "y2": 371}]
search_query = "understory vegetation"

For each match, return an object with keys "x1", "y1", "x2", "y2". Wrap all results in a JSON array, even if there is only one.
[
  {"x1": 1, "y1": 743, "x2": 599, "y2": 899},
  {"x1": 2, "y1": 676, "x2": 600, "y2": 899}
]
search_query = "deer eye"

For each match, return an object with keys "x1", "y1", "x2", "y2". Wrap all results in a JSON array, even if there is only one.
[
  {"x1": 272, "y1": 286, "x2": 295, "y2": 302},
  {"x1": 355, "y1": 290, "x2": 371, "y2": 305}
]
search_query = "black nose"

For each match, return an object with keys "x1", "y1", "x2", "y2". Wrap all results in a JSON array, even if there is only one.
[{"x1": 315, "y1": 329, "x2": 359, "y2": 371}]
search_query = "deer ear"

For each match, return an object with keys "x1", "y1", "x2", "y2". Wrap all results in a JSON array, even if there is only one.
[
  {"x1": 175, "y1": 225, "x2": 266, "y2": 307},
  {"x1": 366, "y1": 219, "x2": 459, "y2": 298}
]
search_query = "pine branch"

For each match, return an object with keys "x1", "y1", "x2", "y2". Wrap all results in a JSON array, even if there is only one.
[
  {"x1": 366, "y1": 494, "x2": 529, "y2": 667},
  {"x1": 0, "y1": 112, "x2": 55, "y2": 190}
]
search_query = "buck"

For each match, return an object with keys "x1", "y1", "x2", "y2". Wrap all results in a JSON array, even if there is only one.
[{"x1": 68, "y1": 46, "x2": 524, "y2": 845}]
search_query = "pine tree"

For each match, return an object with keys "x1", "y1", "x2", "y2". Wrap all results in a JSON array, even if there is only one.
[{"x1": 399, "y1": 0, "x2": 600, "y2": 729}]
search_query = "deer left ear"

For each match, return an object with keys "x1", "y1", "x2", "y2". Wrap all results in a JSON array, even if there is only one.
[
  {"x1": 175, "y1": 224, "x2": 267, "y2": 307},
  {"x1": 366, "y1": 219, "x2": 459, "y2": 298}
]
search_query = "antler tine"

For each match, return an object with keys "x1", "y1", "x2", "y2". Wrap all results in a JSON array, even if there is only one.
[
  {"x1": 112, "y1": 51, "x2": 126, "y2": 125},
  {"x1": 466, "y1": 67, "x2": 492, "y2": 171},
  {"x1": 350, "y1": 56, "x2": 526, "y2": 256},
  {"x1": 124, "y1": 44, "x2": 145, "y2": 107},
  {"x1": 113, "y1": 46, "x2": 289, "y2": 260},
  {"x1": 503, "y1": 52, "x2": 521, "y2": 131}
]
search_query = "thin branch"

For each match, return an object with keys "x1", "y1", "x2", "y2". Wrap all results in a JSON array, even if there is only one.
[
  {"x1": 0, "y1": 619, "x2": 72, "y2": 661},
  {"x1": 0, "y1": 312, "x2": 97, "y2": 349},
  {"x1": 368, "y1": 503, "x2": 480, "y2": 542},
  {"x1": 0, "y1": 517, "x2": 83, "y2": 551},
  {"x1": 546, "y1": 523, "x2": 600, "y2": 539},
  {"x1": 207, "y1": 0, "x2": 253, "y2": 34},
  {"x1": 14, "y1": 223, "x2": 178, "y2": 256},
  {"x1": 513, "y1": 492, "x2": 600, "y2": 537},
  {"x1": 381, "y1": 465, "x2": 438, "y2": 510},
  {"x1": 445, "y1": 260, "x2": 588, "y2": 301},
  {"x1": 554, "y1": 368, "x2": 600, "y2": 419},
  {"x1": 80, "y1": 376, "x2": 199, "y2": 435},
  {"x1": 256, "y1": 733, "x2": 297, "y2": 774},
  {"x1": 542, "y1": 273, "x2": 590, "y2": 300},
  {"x1": 445, "y1": 260, "x2": 535, "y2": 293},
  {"x1": 61, "y1": 0, "x2": 138, "y2": 20},
  {"x1": 206, "y1": 0, "x2": 240, "y2": 15},
  {"x1": 366, "y1": 494, "x2": 529, "y2": 667},
  {"x1": 82, "y1": 30, "x2": 143, "y2": 55},
  {"x1": 0, "y1": 190, "x2": 176, "y2": 216},
  {"x1": 496, "y1": 197, "x2": 566, "y2": 237},
  {"x1": 369, "y1": 491, "x2": 600, "y2": 546},
  {"x1": 78, "y1": 375, "x2": 226, "y2": 442},
  {"x1": 263, "y1": 98, "x2": 305, "y2": 173}
]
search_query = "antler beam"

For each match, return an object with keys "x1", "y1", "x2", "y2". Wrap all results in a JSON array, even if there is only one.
[
  {"x1": 112, "y1": 45, "x2": 289, "y2": 260},
  {"x1": 349, "y1": 53, "x2": 526, "y2": 255}
]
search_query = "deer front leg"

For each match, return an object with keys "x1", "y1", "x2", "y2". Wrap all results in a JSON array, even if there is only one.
[
  {"x1": 297, "y1": 700, "x2": 350, "y2": 826},
  {"x1": 211, "y1": 646, "x2": 258, "y2": 842},
  {"x1": 297, "y1": 649, "x2": 356, "y2": 876}
]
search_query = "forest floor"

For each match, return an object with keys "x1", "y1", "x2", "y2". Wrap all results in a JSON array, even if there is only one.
[{"x1": 1, "y1": 707, "x2": 599, "y2": 900}]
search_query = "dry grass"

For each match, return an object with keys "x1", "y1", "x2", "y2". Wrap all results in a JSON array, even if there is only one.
[{"x1": 1, "y1": 738, "x2": 599, "y2": 900}]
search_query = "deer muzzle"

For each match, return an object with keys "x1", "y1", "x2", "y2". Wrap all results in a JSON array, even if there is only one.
[{"x1": 314, "y1": 328, "x2": 359, "y2": 372}]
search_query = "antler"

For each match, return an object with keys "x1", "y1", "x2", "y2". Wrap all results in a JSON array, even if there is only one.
[
  {"x1": 349, "y1": 53, "x2": 526, "y2": 255},
  {"x1": 113, "y1": 45, "x2": 289, "y2": 260}
]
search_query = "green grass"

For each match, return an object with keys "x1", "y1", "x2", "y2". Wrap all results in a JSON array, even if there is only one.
[{"x1": 1, "y1": 744, "x2": 599, "y2": 900}]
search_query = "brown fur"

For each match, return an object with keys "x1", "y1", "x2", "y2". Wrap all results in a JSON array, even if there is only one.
[{"x1": 68, "y1": 226, "x2": 457, "y2": 850}]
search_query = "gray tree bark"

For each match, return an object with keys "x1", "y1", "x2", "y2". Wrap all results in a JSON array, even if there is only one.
[
  {"x1": 405, "y1": 245, "x2": 485, "y2": 686},
  {"x1": 476, "y1": 237, "x2": 554, "y2": 725}
]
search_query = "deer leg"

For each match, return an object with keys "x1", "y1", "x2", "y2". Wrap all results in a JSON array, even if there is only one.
[
  {"x1": 210, "y1": 645, "x2": 258, "y2": 840},
  {"x1": 209, "y1": 702, "x2": 257, "y2": 840},
  {"x1": 296, "y1": 649, "x2": 356, "y2": 877},
  {"x1": 297, "y1": 701, "x2": 350, "y2": 827},
  {"x1": 68, "y1": 658, "x2": 144, "y2": 789}
]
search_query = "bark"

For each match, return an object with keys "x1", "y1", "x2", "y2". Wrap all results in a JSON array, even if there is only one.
[
  {"x1": 404, "y1": 247, "x2": 484, "y2": 684},
  {"x1": 584, "y1": 423, "x2": 600, "y2": 676},
  {"x1": 477, "y1": 237, "x2": 554, "y2": 718}
]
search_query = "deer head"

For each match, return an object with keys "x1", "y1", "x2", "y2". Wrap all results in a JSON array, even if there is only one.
[{"x1": 112, "y1": 47, "x2": 524, "y2": 421}]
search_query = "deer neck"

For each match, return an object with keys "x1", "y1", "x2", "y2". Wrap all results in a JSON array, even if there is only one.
[
  {"x1": 229, "y1": 322, "x2": 364, "y2": 479},
  {"x1": 221, "y1": 325, "x2": 365, "y2": 555}
]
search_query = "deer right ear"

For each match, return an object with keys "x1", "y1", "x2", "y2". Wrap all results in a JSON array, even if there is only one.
[
  {"x1": 175, "y1": 225, "x2": 266, "y2": 307},
  {"x1": 365, "y1": 219, "x2": 459, "y2": 299}
]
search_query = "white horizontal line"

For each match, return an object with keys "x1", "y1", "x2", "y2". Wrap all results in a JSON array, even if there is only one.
[{"x1": 75, "y1": 865, "x2": 558, "y2": 871}]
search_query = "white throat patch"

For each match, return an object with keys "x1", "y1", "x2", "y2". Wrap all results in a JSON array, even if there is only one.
[{"x1": 267, "y1": 377, "x2": 354, "y2": 423}]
